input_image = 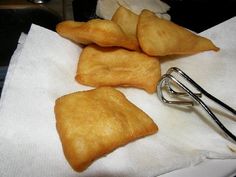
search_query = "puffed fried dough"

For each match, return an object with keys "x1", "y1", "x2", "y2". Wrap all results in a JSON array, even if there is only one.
[
  {"x1": 111, "y1": 6, "x2": 138, "y2": 39},
  {"x1": 56, "y1": 19, "x2": 139, "y2": 51},
  {"x1": 76, "y1": 44, "x2": 161, "y2": 93},
  {"x1": 137, "y1": 10, "x2": 220, "y2": 56},
  {"x1": 55, "y1": 87, "x2": 158, "y2": 172}
]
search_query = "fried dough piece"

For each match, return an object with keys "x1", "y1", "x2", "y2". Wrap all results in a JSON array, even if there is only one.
[
  {"x1": 76, "y1": 44, "x2": 161, "y2": 93},
  {"x1": 55, "y1": 87, "x2": 158, "y2": 172},
  {"x1": 56, "y1": 19, "x2": 139, "y2": 51},
  {"x1": 137, "y1": 9, "x2": 220, "y2": 56},
  {"x1": 111, "y1": 6, "x2": 138, "y2": 39}
]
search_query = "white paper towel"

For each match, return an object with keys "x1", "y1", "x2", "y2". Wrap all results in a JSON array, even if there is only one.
[{"x1": 0, "y1": 17, "x2": 236, "y2": 177}]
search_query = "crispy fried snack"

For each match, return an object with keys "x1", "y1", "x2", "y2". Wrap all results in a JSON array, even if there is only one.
[
  {"x1": 54, "y1": 87, "x2": 158, "y2": 172},
  {"x1": 76, "y1": 44, "x2": 161, "y2": 93},
  {"x1": 137, "y1": 9, "x2": 220, "y2": 56},
  {"x1": 111, "y1": 6, "x2": 138, "y2": 39},
  {"x1": 56, "y1": 19, "x2": 139, "y2": 51}
]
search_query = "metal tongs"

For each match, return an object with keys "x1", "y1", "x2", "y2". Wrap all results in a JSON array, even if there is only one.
[{"x1": 158, "y1": 67, "x2": 236, "y2": 142}]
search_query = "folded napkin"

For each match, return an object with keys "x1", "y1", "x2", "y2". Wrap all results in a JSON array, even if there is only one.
[{"x1": 0, "y1": 17, "x2": 236, "y2": 177}]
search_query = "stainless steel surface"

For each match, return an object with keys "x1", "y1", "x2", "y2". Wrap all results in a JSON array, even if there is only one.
[
  {"x1": 158, "y1": 67, "x2": 236, "y2": 142},
  {"x1": 28, "y1": 0, "x2": 50, "y2": 4},
  {"x1": 0, "y1": 0, "x2": 63, "y2": 19},
  {"x1": 63, "y1": 0, "x2": 73, "y2": 20},
  {"x1": 0, "y1": 66, "x2": 7, "y2": 89},
  {"x1": 0, "y1": 0, "x2": 64, "y2": 96}
]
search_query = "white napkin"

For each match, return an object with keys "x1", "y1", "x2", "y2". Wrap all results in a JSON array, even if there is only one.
[
  {"x1": 96, "y1": 0, "x2": 171, "y2": 20},
  {"x1": 0, "y1": 17, "x2": 236, "y2": 177}
]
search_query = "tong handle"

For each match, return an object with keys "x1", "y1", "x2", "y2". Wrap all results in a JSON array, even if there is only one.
[
  {"x1": 158, "y1": 67, "x2": 236, "y2": 142},
  {"x1": 167, "y1": 67, "x2": 236, "y2": 115}
]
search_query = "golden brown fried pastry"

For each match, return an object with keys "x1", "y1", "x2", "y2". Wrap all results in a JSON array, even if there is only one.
[
  {"x1": 137, "y1": 9, "x2": 220, "y2": 56},
  {"x1": 76, "y1": 44, "x2": 161, "y2": 93},
  {"x1": 56, "y1": 19, "x2": 139, "y2": 51},
  {"x1": 55, "y1": 87, "x2": 158, "y2": 172},
  {"x1": 111, "y1": 6, "x2": 138, "y2": 39}
]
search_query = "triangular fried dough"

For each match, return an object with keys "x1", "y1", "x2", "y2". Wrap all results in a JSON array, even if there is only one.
[
  {"x1": 56, "y1": 19, "x2": 139, "y2": 51},
  {"x1": 76, "y1": 44, "x2": 161, "y2": 93},
  {"x1": 111, "y1": 6, "x2": 138, "y2": 39},
  {"x1": 137, "y1": 9, "x2": 220, "y2": 56},
  {"x1": 55, "y1": 87, "x2": 158, "y2": 172}
]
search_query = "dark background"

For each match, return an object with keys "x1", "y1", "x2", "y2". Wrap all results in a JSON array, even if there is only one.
[
  {"x1": 72, "y1": 0, "x2": 236, "y2": 33},
  {"x1": 162, "y1": 0, "x2": 236, "y2": 33}
]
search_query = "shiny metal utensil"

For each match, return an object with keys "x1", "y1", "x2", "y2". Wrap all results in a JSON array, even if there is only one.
[{"x1": 158, "y1": 67, "x2": 236, "y2": 142}]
